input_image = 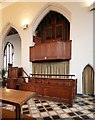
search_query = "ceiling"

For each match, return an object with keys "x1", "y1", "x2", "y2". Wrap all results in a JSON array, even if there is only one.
[
  {"x1": 7, "y1": 27, "x2": 18, "y2": 36},
  {"x1": 0, "y1": 0, "x2": 94, "y2": 5},
  {"x1": 0, "y1": 0, "x2": 94, "y2": 10}
]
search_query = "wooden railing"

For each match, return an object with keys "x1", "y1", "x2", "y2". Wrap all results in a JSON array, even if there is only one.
[
  {"x1": 21, "y1": 67, "x2": 30, "y2": 77},
  {"x1": 30, "y1": 73, "x2": 75, "y2": 79}
]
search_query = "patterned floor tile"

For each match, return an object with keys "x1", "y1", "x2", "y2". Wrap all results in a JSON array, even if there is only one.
[
  {"x1": 1, "y1": 95, "x2": 94, "y2": 119},
  {"x1": 63, "y1": 109, "x2": 72, "y2": 113},
  {"x1": 56, "y1": 109, "x2": 64, "y2": 114},
  {"x1": 52, "y1": 115, "x2": 60, "y2": 119},
  {"x1": 81, "y1": 109, "x2": 90, "y2": 114},
  {"x1": 41, "y1": 112, "x2": 50, "y2": 117},
  {"x1": 75, "y1": 111, "x2": 83, "y2": 115},
  {"x1": 70, "y1": 108, "x2": 77, "y2": 111},
  {"x1": 49, "y1": 111, "x2": 57, "y2": 116},
  {"x1": 73, "y1": 116, "x2": 83, "y2": 120},
  {"x1": 32, "y1": 113, "x2": 41, "y2": 118},
  {"x1": 80, "y1": 115, "x2": 90, "y2": 119},
  {"x1": 68, "y1": 112, "x2": 76, "y2": 116},
  {"x1": 60, "y1": 113, "x2": 69, "y2": 118}
]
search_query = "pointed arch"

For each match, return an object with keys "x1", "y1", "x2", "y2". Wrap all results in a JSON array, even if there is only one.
[
  {"x1": 83, "y1": 64, "x2": 94, "y2": 71},
  {"x1": 1, "y1": 22, "x2": 22, "y2": 70},
  {"x1": 1, "y1": 22, "x2": 21, "y2": 50},
  {"x1": 31, "y1": 3, "x2": 71, "y2": 35},
  {"x1": 82, "y1": 64, "x2": 94, "y2": 95}
]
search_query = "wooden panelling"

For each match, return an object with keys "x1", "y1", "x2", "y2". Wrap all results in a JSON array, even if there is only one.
[
  {"x1": 30, "y1": 40, "x2": 71, "y2": 62},
  {"x1": 8, "y1": 67, "x2": 23, "y2": 78},
  {"x1": 7, "y1": 77, "x2": 77, "y2": 106},
  {"x1": 7, "y1": 78, "x2": 17, "y2": 89},
  {"x1": 8, "y1": 67, "x2": 18, "y2": 78}
]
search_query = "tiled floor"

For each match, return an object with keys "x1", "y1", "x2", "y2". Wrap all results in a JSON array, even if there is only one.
[{"x1": 1, "y1": 95, "x2": 95, "y2": 120}]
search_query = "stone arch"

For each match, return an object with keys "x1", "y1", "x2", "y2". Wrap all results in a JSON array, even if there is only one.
[
  {"x1": 1, "y1": 23, "x2": 21, "y2": 50},
  {"x1": 82, "y1": 64, "x2": 94, "y2": 95},
  {"x1": 31, "y1": 3, "x2": 71, "y2": 35},
  {"x1": 1, "y1": 22, "x2": 22, "y2": 70}
]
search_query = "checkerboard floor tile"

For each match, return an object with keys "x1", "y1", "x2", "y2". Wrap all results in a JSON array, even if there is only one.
[{"x1": 1, "y1": 95, "x2": 95, "y2": 120}]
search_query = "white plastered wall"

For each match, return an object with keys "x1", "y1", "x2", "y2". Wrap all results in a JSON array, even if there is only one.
[{"x1": 0, "y1": 2, "x2": 93, "y2": 94}]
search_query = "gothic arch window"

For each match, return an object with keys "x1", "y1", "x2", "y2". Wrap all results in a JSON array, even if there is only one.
[{"x1": 4, "y1": 42, "x2": 14, "y2": 70}]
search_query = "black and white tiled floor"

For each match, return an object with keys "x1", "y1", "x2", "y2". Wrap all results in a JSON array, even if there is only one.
[{"x1": 1, "y1": 95, "x2": 95, "y2": 120}]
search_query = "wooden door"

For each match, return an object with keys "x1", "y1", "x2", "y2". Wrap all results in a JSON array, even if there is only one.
[{"x1": 82, "y1": 64, "x2": 94, "y2": 95}]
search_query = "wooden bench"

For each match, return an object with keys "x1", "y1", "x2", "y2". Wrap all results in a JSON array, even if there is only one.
[{"x1": 0, "y1": 108, "x2": 33, "y2": 120}]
